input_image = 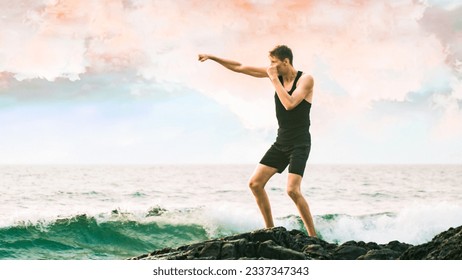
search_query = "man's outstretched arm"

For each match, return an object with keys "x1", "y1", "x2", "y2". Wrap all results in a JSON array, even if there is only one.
[{"x1": 198, "y1": 54, "x2": 268, "y2": 78}]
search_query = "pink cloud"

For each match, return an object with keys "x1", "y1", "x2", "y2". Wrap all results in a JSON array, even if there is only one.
[{"x1": 1, "y1": 0, "x2": 461, "y2": 132}]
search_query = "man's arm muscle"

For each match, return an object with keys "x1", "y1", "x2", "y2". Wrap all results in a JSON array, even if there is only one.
[
  {"x1": 198, "y1": 54, "x2": 268, "y2": 78},
  {"x1": 271, "y1": 74, "x2": 313, "y2": 110}
]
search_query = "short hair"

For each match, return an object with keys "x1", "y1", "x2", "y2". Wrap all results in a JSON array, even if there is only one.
[{"x1": 269, "y1": 45, "x2": 293, "y2": 65}]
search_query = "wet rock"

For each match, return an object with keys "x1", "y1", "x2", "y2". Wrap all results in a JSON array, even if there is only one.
[
  {"x1": 129, "y1": 225, "x2": 462, "y2": 260},
  {"x1": 303, "y1": 244, "x2": 334, "y2": 260},
  {"x1": 386, "y1": 240, "x2": 412, "y2": 254},
  {"x1": 333, "y1": 244, "x2": 368, "y2": 260},
  {"x1": 146, "y1": 206, "x2": 167, "y2": 217},
  {"x1": 258, "y1": 240, "x2": 306, "y2": 260},
  {"x1": 220, "y1": 242, "x2": 236, "y2": 260},
  {"x1": 399, "y1": 225, "x2": 462, "y2": 260},
  {"x1": 357, "y1": 249, "x2": 401, "y2": 260},
  {"x1": 198, "y1": 241, "x2": 221, "y2": 259}
]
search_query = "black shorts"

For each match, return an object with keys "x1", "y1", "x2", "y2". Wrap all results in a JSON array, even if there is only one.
[{"x1": 259, "y1": 143, "x2": 311, "y2": 177}]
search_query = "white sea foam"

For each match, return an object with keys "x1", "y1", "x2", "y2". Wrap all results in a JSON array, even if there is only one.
[{"x1": 317, "y1": 202, "x2": 462, "y2": 245}]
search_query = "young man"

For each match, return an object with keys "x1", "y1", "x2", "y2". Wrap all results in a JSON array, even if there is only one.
[{"x1": 198, "y1": 45, "x2": 316, "y2": 237}]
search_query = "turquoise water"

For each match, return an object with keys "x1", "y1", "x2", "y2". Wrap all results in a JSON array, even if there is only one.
[
  {"x1": 0, "y1": 164, "x2": 461, "y2": 259},
  {"x1": 0, "y1": 213, "x2": 209, "y2": 259}
]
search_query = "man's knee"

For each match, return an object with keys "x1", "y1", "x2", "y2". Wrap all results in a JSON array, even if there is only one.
[
  {"x1": 248, "y1": 165, "x2": 276, "y2": 192},
  {"x1": 287, "y1": 174, "x2": 303, "y2": 198},
  {"x1": 248, "y1": 177, "x2": 264, "y2": 192},
  {"x1": 286, "y1": 186, "x2": 302, "y2": 200}
]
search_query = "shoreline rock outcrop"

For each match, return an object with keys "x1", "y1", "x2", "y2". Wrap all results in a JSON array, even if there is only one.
[{"x1": 130, "y1": 225, "x2": 462, "y2": 260}]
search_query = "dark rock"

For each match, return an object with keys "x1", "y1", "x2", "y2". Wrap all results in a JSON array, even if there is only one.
[
  {"x1": 198, "y1": 241, "x2": 221, "y2": 259},
  {"x1": 129, "y1": 225, "x2": 462, "y2": 260},
  {"x1": 291, "y1": 229, "x2": 333, "y2": 251},
  {"x1": 248, "y1": 229, "x2": 278, "y2": 243},
  {"x1": 303, "y1": 244, "x2": 333, "y2": 260},
  {"x1": 399, "y1": 226, "x2": 462, "y2": 260},
  {"x1": 146, "y1": 206, "x2": 167, "y2": 217},
  {"x1": 386, "y1": 240, "x2": 412, "y2": 254},
  {"x1": 333, "y1": 245, "x2": 368, "y2": 260},
  {"x1": 357, "y1": 249, "x2": 401, "y2": 260},
  {"x1": 258, "y1": 240, "x2": 306, "y2": 260},
  {"x1": 221, "y1": 242, "x2": 236, "y2": 260},
  {"x1": 365, "y1": 242, "x2": 381, "y2": 251}
]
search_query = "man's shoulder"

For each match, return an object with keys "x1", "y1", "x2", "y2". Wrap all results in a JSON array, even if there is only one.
[
  {"x1": 299, "y1": 71, "x2": 313, "y2": 79},
  {"x1": 298, "y1": 72, "x2": 314, "y2": 87}
]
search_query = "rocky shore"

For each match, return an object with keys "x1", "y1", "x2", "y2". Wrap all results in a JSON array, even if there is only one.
[{"x1": 130, "y1": 225, "x2": 462, "y2": 260}]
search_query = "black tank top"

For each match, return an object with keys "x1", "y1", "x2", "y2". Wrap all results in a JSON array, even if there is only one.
[{"x1": 274, "y1": 71, "x2": 311, "y2": 145}]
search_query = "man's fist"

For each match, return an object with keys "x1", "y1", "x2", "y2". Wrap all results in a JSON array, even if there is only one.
[
  {"x1": 198, "y1": 54, "x2": 209, "y2": 62},
  {"x1": 267, "y1": 65, "x2": 278, "y2": 79}
]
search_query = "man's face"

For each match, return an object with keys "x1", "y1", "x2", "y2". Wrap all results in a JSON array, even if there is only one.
[{"x1": 269, "y1": 55, "x2": 288, "y2": 75}]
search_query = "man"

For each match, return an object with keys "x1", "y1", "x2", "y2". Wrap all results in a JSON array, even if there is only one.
[{"x1": 198, "y1": 45, "x2": 316, "y2": 237}]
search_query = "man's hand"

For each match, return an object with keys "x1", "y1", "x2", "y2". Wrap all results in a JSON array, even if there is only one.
[
  {"x1": 198, "y1": 54, "x2": 210, "y2": 62},
  {"x1": 267, "y1": 65, "x2": 278, "y2": 80}
]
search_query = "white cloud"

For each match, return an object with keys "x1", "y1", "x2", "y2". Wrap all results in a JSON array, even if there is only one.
[{"x1": 1, "y1": 0, "x2": 461, "y2": 164}]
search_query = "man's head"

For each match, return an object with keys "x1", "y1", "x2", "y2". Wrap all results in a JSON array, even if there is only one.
[{"x1": 269, "y1": 45, "x2": 293, "y2": 66}]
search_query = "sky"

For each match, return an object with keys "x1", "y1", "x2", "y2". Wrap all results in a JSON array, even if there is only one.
[{"x1": 0, "y1": 0, "x2": 461, "y2": 165}]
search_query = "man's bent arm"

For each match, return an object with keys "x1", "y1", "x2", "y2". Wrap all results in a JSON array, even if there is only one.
[
  {"x1": 198, "y1": 54, "x2": 268, "y2": 78},
  {"x1": 268, "y1": 66, "x2": 313, "y2": 110}
]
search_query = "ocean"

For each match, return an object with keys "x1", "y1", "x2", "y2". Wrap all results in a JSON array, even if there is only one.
[{"x1": 0, "y1": 164, "x2": 461, "y2": 260}]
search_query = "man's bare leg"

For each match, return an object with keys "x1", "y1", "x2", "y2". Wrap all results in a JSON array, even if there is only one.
[
  {"x1": 248, "y1": 164, "x2": 278, "y2": 228},
  {"x1": 287, "y1": 173, "x2": 317, "y2": 237}
]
